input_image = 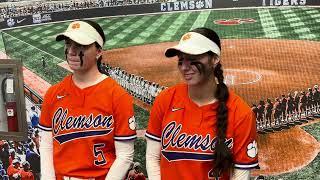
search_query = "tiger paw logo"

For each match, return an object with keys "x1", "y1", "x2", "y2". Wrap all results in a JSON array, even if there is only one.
[
  {"x1": 182, "y1": 33, "x2": 192, "y2": 41},
  {"x1": 196, "y1": 0, "x2": 205, "y2": 9},
  {"x1": 128, "y1": 116, "x2": 136, "y2": 130},
  {"x1": 247, "y1": 140, "x2": 258, "y2": 158},
  {"x1": 72, "y1": 22, "x2": 80, "y2": 29},
  {"x1": 6, "y1": 18, "x2": 15, "y2": 27},
  {"x1": 214, "y1": 18, "x2": 256, "y2": 25}
]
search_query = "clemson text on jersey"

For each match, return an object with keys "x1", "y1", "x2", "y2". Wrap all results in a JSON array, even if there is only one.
[
  {"x1": 52, "y1": 107, "x2": 114, "y2": 144},
  {"x1": 161, "y1": 121, "x2": 233, "y2": 162}
]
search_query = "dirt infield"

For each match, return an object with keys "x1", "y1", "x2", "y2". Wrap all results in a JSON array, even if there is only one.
[
  {"x1": 103, "y1": 39, "x2": 320, "y2": 175},
  {"x1": 251, "y1": 121, "x2": 320, "y2": 176},
  {"x1": 104, "y1": 39, "x2": 320, "y2": 105}
]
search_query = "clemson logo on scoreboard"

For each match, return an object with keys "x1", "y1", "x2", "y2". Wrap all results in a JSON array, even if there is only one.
[{"x1": 214, "y1": 18, "x2": 257, "y2": 26}]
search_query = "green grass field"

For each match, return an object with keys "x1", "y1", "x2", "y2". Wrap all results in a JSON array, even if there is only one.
[
  {"x1": 3, "y1": 7, "x2": 320, "y2": 130},
  {"x1": 302, "y1": 122, "x2": 320, "y2": 141},
  {"x1": 1, "y1": 7, "x2": 319, "y2": 178},
  {"x1": 2, "y1": 7, "x2": 320, "y2": 85},
  {"x1": 133, "y1": 138, "x2": 147, "y2": 176},
  {"x1": 0, "y1": 33, "x2": 4, "y2": 51}
]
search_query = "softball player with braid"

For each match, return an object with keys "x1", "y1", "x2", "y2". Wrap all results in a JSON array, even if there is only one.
[
  {"x1": 38, "y1": 20, "x2": 136, "y2": 180},
  {"x1": 145, "y1": 28, "x2": 259, "y2": 180}
]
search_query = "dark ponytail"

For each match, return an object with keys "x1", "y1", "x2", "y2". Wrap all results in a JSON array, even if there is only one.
[
  {"x1": 213, "y1": 62, "x2": 233, "y2": 177},
  {"x1": 191, "y1": 27, "x2": 233, "y2": 177},
  {"x1": 97, "y1": 55, "x2": 102, "y2": 72}
]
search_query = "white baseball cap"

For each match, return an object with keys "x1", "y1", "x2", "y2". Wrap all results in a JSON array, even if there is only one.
[
  {"x1": 12, "y1": 159, "x2": 20, "y2": 164},
  {"x1": 56, "y1": 21, "x2": 104, "y2": 47},
  {"x1": 165, "y1": 32, "x2": 221, "y2": 57}
]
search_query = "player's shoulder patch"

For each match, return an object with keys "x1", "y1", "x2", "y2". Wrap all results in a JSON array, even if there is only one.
[
  {"x1": 128, "y1": 116, "x2": 136, "y2": 131},
  {"x1": 247, "y1": 140, "x2": 258, "y2": 158}
]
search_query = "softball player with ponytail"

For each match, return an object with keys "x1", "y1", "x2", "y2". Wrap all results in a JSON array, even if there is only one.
[{"x1": 145, "y1": 28, "x2": 259, "y2": 180}]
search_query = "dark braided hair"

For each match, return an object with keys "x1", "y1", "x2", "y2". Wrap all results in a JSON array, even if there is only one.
[{"x1": 191, "y1": 28, "x2": 233, "y2": 177}]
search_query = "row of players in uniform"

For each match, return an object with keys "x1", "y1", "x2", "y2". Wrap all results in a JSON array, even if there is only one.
[
  {"x1": 252, "y1": 85, "x2": 320, "y2": 130},
  {"x1": 101, "y1": 64, "x2": 166, "y2": 105},
  {"x1": 102, "y1": 61, "x2": 320, "y2": 132}
]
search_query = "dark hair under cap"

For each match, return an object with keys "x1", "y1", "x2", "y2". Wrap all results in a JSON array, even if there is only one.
[{"x1": 81, "y1": 20, "x2": 106, "y2": 46}]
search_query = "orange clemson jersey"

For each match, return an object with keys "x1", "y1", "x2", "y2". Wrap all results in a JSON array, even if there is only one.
[
  {"x1": 19, "y1": 169, "x2": 34, "y2": 180},
  {"x1": 39, "y1": 75, "x2": 136, "y2": 179},
  {"x1": 146, "y1": 84, "x2": 259, "y2": 180}
]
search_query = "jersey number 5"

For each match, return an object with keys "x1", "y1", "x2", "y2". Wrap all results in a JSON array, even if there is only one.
[{"x1": 93, "y1": 143, "x2": 107, "y2": 166}]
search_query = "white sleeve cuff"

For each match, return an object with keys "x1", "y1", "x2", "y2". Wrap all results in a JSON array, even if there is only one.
[
  {"x1": 146, "y1": 138, "x2": 161, "y2": 180},
  {"x1": 231, "y1": 168, "x2": 250, "y2": 180},
  {"x1": 39, "y1": 130, "x2": 56, "y2": 180},
  {"x1": 105, "y1": 140, "x2": 134, "y2": 180}
]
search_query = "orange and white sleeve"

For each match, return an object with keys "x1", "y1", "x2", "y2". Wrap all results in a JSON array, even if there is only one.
[
  {"x1": 38, "y1": 87, "x2": 56, "y2": 180},
  {"x1": 145, "y1": 90, "x2": 167, "y2": 180},
  {"x1": 233, "y1": 109, "x2": 259, "y2": 170},
  {"x1": 113, "y1": 89, "x2": 137, "y2": 141},
  {"x1": 38, "y1": 87, "x2": 54, "y2": 132},
  {"x1": 107, "y1": 88, "x2": 136, "y2": 180},
  {"x1": 145, "y1": 91, "x2": 166, "y2": 142}
]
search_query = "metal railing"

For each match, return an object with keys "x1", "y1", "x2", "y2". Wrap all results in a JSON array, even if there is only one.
[{"x1": 23, "y1": 84, "x2": 43, "y2": 107}]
